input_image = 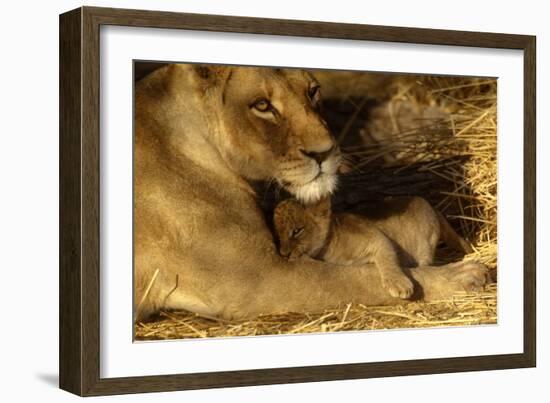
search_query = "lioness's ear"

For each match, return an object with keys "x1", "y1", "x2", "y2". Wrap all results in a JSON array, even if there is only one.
[{"x1": 191, "y1": 64, "x2": 230, "y2": 85}]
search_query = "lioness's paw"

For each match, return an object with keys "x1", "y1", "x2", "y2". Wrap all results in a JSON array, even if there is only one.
[
  {"x1": 383, "y1": 272, "x2": 414, "y2": 299},
  {"x1": 447, "y1": 261, "x2": 489, "y2": 292}
]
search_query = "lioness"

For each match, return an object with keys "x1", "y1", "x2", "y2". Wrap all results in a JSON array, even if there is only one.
[
  {"x1": 134, "y1": 63, "x2": 488, "y2": 321},
  {"x1": 273, "y1": 196, "x2": 473, "y2": 298}
]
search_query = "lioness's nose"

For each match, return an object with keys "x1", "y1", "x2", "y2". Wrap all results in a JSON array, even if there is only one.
[{"x1": 300, "y1": 146, "x2": 334, "y2": 164}]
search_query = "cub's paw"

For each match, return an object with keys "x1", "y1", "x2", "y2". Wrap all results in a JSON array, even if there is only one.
[{"x1": 383, "y1": 272, "x2": 414, "y2": 299}]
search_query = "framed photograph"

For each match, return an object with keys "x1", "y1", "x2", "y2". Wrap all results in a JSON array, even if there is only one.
[{"x1": 59, "y1": 6, "x2": 536, "y2": 396}]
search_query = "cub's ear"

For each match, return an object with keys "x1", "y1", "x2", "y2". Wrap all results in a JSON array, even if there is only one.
[
  {"x1": 308, "y1": 197, "x2": 331, "y2": 218},
  {"x1": 338, "y1": 158, "x2": 354, "y2": 175},
  {"x1": 191, "y1": 64, "x2": 230, "y2": 85}
]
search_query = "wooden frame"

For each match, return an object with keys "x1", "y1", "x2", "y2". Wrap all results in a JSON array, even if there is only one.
[{"x1": 59, "y1": 6, "x2": 536, "y2": 396}]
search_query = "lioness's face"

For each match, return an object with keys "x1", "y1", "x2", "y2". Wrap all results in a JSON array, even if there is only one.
[{"x1": 215, "y1": 67, "x2": 341, "y2": 203}]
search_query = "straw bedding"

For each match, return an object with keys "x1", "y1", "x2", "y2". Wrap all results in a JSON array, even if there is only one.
[{"x1": 135, "y1": 72, "x2": 498, "y2": 341}]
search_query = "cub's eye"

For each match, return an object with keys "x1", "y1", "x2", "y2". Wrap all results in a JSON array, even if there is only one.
[
  {"x1": 308, "y1": 85, "x2": 321, "y2": 106},
  {"x1": 291, "y1": 227, "x2": 304, "y2": 239},
  {"x1": 251, "y1": 98, "x2": 271, "y2": 112}
]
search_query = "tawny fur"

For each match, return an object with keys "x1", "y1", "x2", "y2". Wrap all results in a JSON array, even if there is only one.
[
  {"x1": 274, "y1": 197, "x2": 473, "y2": 299},
  {"x1": 134, "y1": 63, "x2": 488, "y2": 321}
]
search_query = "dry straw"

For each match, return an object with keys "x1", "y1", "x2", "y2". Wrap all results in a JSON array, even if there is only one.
[
  {"x1": 135, "y1": 75, "x2": 498, "y2": 340},
  {"x1": 136, "y1": 284, "x2": 496, "y2": 340}
]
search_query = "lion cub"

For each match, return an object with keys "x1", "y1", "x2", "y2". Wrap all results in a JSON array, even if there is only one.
[{"x1": 273, "y1": 196, "x2": 472, "y2": 299}]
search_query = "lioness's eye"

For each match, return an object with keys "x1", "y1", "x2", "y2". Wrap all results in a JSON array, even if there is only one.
[
  {"x1": 291, "y1": 228, "x2": 304, "y2": 238},
  {"x1": 251, "y1": 99, "x2": 271, "y2": 112},
  {"x1": 308, "y1": 85, "x2": 321, "y2": 106}
]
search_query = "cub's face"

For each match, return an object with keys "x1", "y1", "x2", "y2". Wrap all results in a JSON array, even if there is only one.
[
  {"x1": 273, "y1": 198, "x2": 331, "y2": 260},
  {"x1": 207, "y1": 66, "x2": 341, "y2": 204}
]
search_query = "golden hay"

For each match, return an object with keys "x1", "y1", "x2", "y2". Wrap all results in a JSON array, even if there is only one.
[
  {"x1": 136, "y1": 284, "x2": 496, "y2": 340},
  {"x1": 135, "y1": 74, "x2": 498, "y2": 341},
  {"x1": 353, "y1": 75, "x2": 497, "y2": 271}
]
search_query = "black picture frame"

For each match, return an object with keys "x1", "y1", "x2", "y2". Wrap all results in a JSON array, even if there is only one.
[{"x1": 59, "y1": 6, "x2": 536, "y2": 396}]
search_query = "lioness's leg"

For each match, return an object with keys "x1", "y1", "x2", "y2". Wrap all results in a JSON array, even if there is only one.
[
  {"x1": 246, "y1": 259, "x2": 488, "y2": 320},
  {"x1": 144, "y1": 257, "x2": 488, "y2": 320}
]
